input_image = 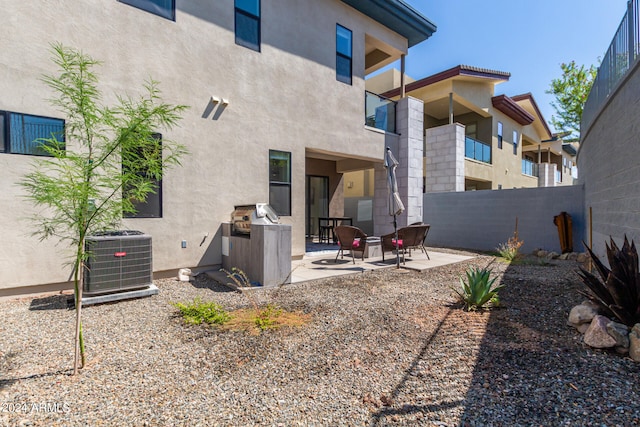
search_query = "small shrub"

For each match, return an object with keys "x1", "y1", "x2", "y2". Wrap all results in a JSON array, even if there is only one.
[
  {"x1": 453, "y1": 267, "x2": 504, "y2": 311},
  {"x1": 577, "y1": 236, "x2": 640, "y2": 327},
  {"x1": 497, "y1": 218, "x2": 524, "y2": 261},
  {"x1": 254, "y1": 303, "x2": 283, "y2": 331},
  {"x1": 173, "y1": 298, "x2": 231, "y2": 325}
]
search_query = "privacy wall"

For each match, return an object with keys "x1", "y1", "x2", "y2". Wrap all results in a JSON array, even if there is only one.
[{"x1": 423, "y1": 185, "x2": 585, "y2": 254}]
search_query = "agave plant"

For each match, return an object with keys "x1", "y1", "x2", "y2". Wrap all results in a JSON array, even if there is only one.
[
  {"x1": 453, "y1": 267, "x2": 504, "y2": 311},
  {"x1": 577, "y1": 236, "x2": 640, "y2": 327}
]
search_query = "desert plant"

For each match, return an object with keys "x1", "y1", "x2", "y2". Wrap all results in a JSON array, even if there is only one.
[
  {"x1": 453, "y1": 267, "x2": 504, "y2": 311},
  {"x1": 254, "y1": 303, "x2": 283, "y2": 331},
  {"x1": 20, "y1": 44, "x2": 187, "y2": 374},
  {"x1": 497, "y1": 218, "x2": 524, "y2": 261},
  {"x1": 577, "y1": 236, "x2": 640, "y2": 327},
  {"x1": 173, "y1": 298, "x2": 231, "y2": 326}
]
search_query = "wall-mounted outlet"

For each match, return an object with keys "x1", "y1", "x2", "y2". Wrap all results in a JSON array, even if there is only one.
[{"x1": 181, "y1": 240, "x2": 187, "y2": 248}]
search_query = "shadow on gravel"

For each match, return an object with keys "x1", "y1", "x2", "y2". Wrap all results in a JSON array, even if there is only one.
[
  {"x1": 457, "y1": 260, "x2": 640, "y2": 426},
  {"x1": 29, "y1": 294, "x2": 73, "y2": 311}
]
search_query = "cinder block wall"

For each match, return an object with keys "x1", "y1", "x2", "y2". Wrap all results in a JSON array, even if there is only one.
[
  {"x1": 579, "y1": 60, "x2": 640, "y2": 261},
  {"x1": 423, "y1": 185, "x2": 585, "y2": 253}
]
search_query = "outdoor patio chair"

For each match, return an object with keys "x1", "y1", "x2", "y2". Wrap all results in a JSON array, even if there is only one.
[
  {"x1": 381, "y1": 224, "x2": 431, "y2": 263},
  {"x1": 334, "y1": 225, "x2": 367, "y2": 264},
  {"x1": 318, "y1": 218, "x2": 333, "y2": 244}
]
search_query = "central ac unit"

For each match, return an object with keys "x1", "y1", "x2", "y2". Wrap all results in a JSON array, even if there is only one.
[{"x1": 83, "y1": 231, "x2": 153, "y2": 296}]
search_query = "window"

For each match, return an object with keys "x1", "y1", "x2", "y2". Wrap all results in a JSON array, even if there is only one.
[
  {"x1": 0, "y1": 111, "x2": 65, "y2": 156},
  {"x1": 123, "y1": 133, "x2": 163, "y2": 218},
  {"x1": 235, "y1": 0, "x2": 260, "y2": 51},
  {"x1": 336, "y1": 24, "x2": 352, "y2": 84},
  {"x1": 269, "y1": 150, "x2": 291, "y2": 216},
  {"x1": 513, "y1": 130, "x2": 519, "y2": 155},
  {"x1": 497, "y1": 121, "x2": 503, "y2": 149},
  {"x1": 119, "y1": 0, "x2": 175, "y2": 20}
]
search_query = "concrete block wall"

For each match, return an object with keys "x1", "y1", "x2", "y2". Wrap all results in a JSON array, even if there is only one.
[
  {"x1": 374, "y1": 97, "x2": 424, "y2": 236},
  {"x1": 579, "y1": 60, "x2": 640, "y2": 261},
  {"x1": 425, "y1": 123, "x2": 465, "y2": 192},
  {"x1": 423, "y1": 185, "x2": 585, "y2": 254},
  {"x1": 538, "y1": 163, "x2": 557, "y2": 188}
]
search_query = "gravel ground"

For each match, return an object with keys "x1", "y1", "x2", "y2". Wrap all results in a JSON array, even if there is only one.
[{"x1": 1, "y1": 249, "x2": 640, "y2": 426}]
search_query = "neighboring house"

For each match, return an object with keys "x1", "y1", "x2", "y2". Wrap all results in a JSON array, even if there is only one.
[
  {"x1": 0, "y1": 0, "x2": 436, "y2": 295},
  {"x1": 359, "y1": 65, "x2": 572, "y2": 192}
]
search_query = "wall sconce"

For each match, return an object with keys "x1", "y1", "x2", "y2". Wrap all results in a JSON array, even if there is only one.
[
  {"x1": 211, "y1": 96, "x2": 220, "y2": 104},
  {"x1": 347, "y1": 181, "x2": 354, "y2": 188},
  {"x1": 221, "y1": 98, "x2": 229, "y2": 106}
]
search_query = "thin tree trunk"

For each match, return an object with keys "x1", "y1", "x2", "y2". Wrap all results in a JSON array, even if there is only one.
[{"x1": 73, "y1": 239, "x2": 85, "y2": 374}]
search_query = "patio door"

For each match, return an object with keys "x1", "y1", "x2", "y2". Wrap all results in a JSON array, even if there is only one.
[{"x1": 306, "y1": 176, "x2": 328, "y2": 237}]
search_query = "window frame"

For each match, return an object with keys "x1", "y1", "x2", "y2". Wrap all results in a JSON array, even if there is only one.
[
  {"x1": 123, "y1": 133, "x2": 163, "y2": 219},
  {"x1": 235, "y1": 0, "x2": 261, "y2": 51},
  {"x1": 0, "y1": 110, "x2": 65, "y2": 157},
  {"x1": 497, "y1": 121, "x2": 503, "y2": 149},
  {"x1": 513, "y1": 130, "x2": 519, "y2": 155},
  {"x1": 119, "y1": 0, "x2": 175, "y2": 21},
  {"x1": 269, "y1": 149, "x2": 292, "y2": 216},
  {"x1": 336, "y1": 24, "x2": 353, "y2": 85}
]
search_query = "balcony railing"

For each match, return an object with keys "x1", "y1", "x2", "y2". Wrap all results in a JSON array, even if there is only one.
[
  {"x1": 583, "y1": 0, "x2": 640, "y2": 131},
  {"x1": 465, "y1": 136, "x2": 491, "y2": 164},
  {"x1": 522, "y1": 159, "x2": 539, "y2": 177},
  {"x1": 365, "y1": 91, "x2": 396, "y2": 133}
]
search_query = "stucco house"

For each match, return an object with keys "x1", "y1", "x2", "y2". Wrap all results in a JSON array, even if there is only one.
[
  {"x1": 360, "y1": 66, "x2": 577, "y2": 193},
  {"x1": 0, "y1": 0, "x2": 436, "y2": 296}
]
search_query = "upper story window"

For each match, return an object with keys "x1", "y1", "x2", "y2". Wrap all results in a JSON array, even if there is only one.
[
  {"x1": 336, "y1": 24, "x2": 352, "y2": 85},
  {"x1": 119, "y1": 0, "x2": 175, "y2": 21},
  {"x1": 513, "y1": 130, "x2": 519, "y2": 155},
  {"x1": 235, "y1": 0, "x2": 261, "y2": 51},
  {"x1": 269, "y1": 150, "x2": 291, "y2": 216},
  {"x1": 0, "y1": 111, "x2": 65, "y2": 157},
  {"x1": 497, "y1": 121, "x2": 503, "y2": 149}
]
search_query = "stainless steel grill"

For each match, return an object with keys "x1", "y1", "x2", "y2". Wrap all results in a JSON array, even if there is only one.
[{"x1": 231, "y1": 203, "x2": 280, "y2": 235}]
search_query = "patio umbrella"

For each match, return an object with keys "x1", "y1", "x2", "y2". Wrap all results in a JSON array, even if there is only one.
[{"x1": 384, "y1": 147, "x2": 405, "y2": 268}]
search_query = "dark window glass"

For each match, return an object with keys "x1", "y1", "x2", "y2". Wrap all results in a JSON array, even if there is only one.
[
  {"x1": 513, "y1": 130, "x2": 518, "y2": 155},
  {"x1": 119, "y1": 0, "x2": 175, "y2": 20},
  {"x1": 497, "y1": 121, "x2": 503, "y2": 149},
  {"x1": 124, "y1": 133, "x2": 163, "y2": 218},
  {"x1": 269, "y1": 150, "x2": 291, "y2": 216},
  {"x1": 336, "y1": 25, "x2": 352, "y2": 84},
  {"x1": 235, "y1": 0, "x2": 260, "y2": 51},
  {"x1": 3, "y1": 112, "x2": 65, "y2": 156},
  {"x1": 0, "y1": 112, "x2": 5, "y2": 153}
]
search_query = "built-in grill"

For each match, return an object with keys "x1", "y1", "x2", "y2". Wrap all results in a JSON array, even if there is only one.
[{"x1": 231, "y1": 203, "x2": 280, "y2": 235}]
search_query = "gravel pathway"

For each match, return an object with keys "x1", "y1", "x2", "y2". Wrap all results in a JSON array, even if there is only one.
[{"x1": 1, "y1": 250, "x2": 639, "y2": 426}]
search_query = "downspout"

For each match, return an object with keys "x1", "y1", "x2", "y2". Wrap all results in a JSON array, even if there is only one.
[{"x1": 449, "y1": 92, "x2": 454, "y2": 124}]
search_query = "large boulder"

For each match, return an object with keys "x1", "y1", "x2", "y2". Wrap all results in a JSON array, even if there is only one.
[
  {"x1": 584, "y1": 315, "x2": 617, "y2": 348},
  {"x1": 630, "y1": 324, "x2": 640, "y2": 362},
  {"x1": 607, "y1": 321, "x2": 630, "y2": 353},
  {"x1": 568, "y1": 304, "x2": 598, "y2": 328}
]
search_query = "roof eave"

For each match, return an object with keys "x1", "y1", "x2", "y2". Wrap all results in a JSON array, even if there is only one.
[
  {"x1": 340, "y1": 0, "x2": 437, "y2": 48},
  {"x1": 492, "y1": 95, "x2": 535, "y2": 126}
]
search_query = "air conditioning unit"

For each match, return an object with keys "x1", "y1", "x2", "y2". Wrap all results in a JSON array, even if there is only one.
[{"x1": 84, "y1": 231, "x2": 153, "y2": 296}]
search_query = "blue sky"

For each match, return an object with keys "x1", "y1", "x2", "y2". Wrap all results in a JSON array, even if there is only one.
[{"x1": 383, "y1": 0, "x2": 629, "y2": 132}]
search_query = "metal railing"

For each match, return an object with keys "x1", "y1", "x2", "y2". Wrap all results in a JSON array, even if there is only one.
[
  {"x1": 521, "y1": 159, "x2": 539, "y2": 177},
  {"x1": 465, "y1": 136, "x2": 491, "y2": 164},
  {"x1": 365, "y1": 91, "x2": 396, "y2": 133},
  {"x1": 583, "y1": 0, "x2": 639, "y2": 132}
]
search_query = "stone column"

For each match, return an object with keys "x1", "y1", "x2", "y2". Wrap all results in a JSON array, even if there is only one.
[
  {"x1": 373, "y1": 96, "x2": 424, "y2": 236},
  {"x1": 425, "y1": 123, "x2": 465, "y2": 193}
]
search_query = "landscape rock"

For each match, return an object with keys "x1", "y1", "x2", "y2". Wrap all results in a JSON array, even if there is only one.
[
  {"x1": 546, "y1": 251, "x2": 559, "y2": 260},
  {"x1": 568, "y1": 252, "x2": 578, "y2": 260},
  {"x1": 576, "y1": 253, "x2": 589, "y2": 263},
  {"x1": 559, "y1": 253, "x2": 570, "y2": 260},
  {"x1": 577, "y1": 323, "x2": 591, "y2": 334},
  {"x1": 568, "y1": 304, "x2": 598, "y2": 328},
  {"x1": 606, "y1": 321, "x2": 630, "y2": 349},
  {"x1": 537, "y1": 250, "x2": 548, "y2": 258},
  {"x1": 630, "y1": 324, "x2": 640, "y2": 362},
  {"x1": 583, "y1": 315, "x2": 617, "y2": 348}
]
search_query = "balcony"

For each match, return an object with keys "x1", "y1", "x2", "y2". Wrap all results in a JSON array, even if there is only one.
[
  {"x1": 522, "y1": 158, "x2": 539, "y2": 177},
  {"x1": 365, "y1": 91, "x2": 396, "y2": 133},
  {"x1": 465, "y1": 136, "x2": 491, "y2": 164}
]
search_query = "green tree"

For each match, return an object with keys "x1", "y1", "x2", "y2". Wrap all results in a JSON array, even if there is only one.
[
  {"x1": 20, "y1": 44, "x2": 188, "y2": 374},
  {"x1": 546, "y1": 60, "x2": 597, "y2": 141}
]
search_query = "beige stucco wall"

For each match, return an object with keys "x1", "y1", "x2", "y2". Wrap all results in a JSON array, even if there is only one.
[{"x1": 0, "y1": 0, "x2": 410, "y2": 291}]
